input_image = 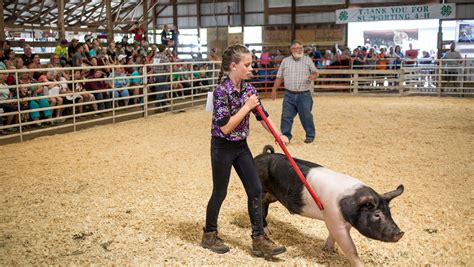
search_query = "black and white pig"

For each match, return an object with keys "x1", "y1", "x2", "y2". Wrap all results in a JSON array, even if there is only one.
[{"x1": 254, "y1": 145, "x2": 404, "y2": 266}]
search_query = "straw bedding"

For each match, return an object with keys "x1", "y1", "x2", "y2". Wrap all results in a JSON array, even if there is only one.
[{"x1": 0, "y1": 96, "x2": 472, "y2": 265}]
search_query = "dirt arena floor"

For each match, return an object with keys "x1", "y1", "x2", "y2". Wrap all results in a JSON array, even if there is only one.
[{"x1": 0, "y1": 96, "x2": 472, "y2": 265}]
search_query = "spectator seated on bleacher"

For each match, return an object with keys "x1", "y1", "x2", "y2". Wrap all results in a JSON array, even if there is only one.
[
  {"x1": 86, "y1": 69, "x2": 111, "y2": 110},
  {"x1": 108, "y1": 66, "x2": 130, "y2": 107},
  {"x1": 18, "y1": 68, "x2": 52, "y2": 127}
]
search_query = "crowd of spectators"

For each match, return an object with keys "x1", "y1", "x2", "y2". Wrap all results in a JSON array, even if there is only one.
[
  {"x1": 0, "y1": 33, "x2": 466, "y2": 135},
  {"x1": 0, "y1": 30, "x2": 212, "y2": 135}
]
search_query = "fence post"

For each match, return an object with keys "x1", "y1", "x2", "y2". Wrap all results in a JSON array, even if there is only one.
[
  {"x1": 170, "y1": 63, "x2": 174, "y2": 112},
  {"x1": 143, "y1": 64, "x2": 148, "y2": 118},
  {"x1": 191, "y1": 62, "x2": 194, "y2": 107},
  {"x1": 72, "y1": 69, "x2": 76, "y2": 132},
  {"x1": 353, "y1": 73, "x2": 358, "y2": 94},
  {"x1": 460, "y1": 56, "x2": 466, "y2": 97},
  {"x1": 398, "y1": 68, "x2": 404, "y2": 95},
  {"x1": 437, "y1": 59, "x2": 442, "y2": 97},
  {"x1": 15, "y1": 71, "x2": 23, "y2": 142},
  {"x1": 112, "y1": 68, "x2": 116, "y2": 124}
]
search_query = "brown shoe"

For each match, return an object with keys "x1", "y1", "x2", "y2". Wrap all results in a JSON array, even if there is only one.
[
  {"x1": 252, "y1": 234, "x2": 286, "y2": 257},
  {"x1": 201, "y1": 228, "x2": 230, "y2": 254}
]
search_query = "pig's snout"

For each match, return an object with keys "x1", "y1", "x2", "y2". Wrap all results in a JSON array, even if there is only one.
[
  {"x1": 391, "y1": 230, "x2": 404, "y2": 242},
  {"x1": 386, "y1": 229, "x2": 404, "y2": 242}
]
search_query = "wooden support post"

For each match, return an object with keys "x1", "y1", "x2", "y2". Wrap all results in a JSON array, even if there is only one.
[
  {"x1": 240, "y1": 0, "x2": 245, "y2": 32},
  {"x1": 143, "y1": 0, "x2": 148, "y2": 41},
  {"x1": 196, "y1": 0, "x2": 201, "y2": 51},
  {"x1": 437, "y1": 59, "x2": 442, "y2": 96},
  {"x1": 399, "y1": 69, "x2": 404, "y2": 96},
  {"x1": 353, "y1": 73, "x2": 358, "y2": 94},
  {"x1": 0, "y1": 0, "x2": 5, "y2": 46},
  {"x1": 57, "y1": 0, "x2": 65, "y2": 40},
  {"x1": 106, "y1": 0, "x2": 113, "y2": 43},
  {"x1": 291, "y1": 0, "x2": 295, "y2": 41},
  {"x1": 172, "y1": 0, "x2": 177, "y2": 29},
  {"x1": 153, "y1": 1, "x2": 157, "y2": 44}
]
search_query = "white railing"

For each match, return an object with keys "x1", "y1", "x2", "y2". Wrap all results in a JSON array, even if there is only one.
[
  {"x1": 1, "y1": 58, "x2": 472, "y2": 142},
  {"x1": 314, "y1": 58, "x2": 473, "y2": 96},
  {"x1": 0, "y1": 61, "x2": 220, "y2": 142}
]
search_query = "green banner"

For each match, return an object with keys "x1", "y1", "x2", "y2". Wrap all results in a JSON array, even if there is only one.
[{"x1": 336, "y1": 4, "x2": 456, "y2": 24}]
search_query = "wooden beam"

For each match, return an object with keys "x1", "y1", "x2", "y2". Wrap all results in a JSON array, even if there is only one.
[
  {"x1": 97, "y1": 2, "x2": 105, "y2": 24},
  {"x1": 153, "y1": 0, "x2": 157, "y2": 44},
  {"x1": 240, "y1": 0, "x2": 244, "y2": 31},
  {"x1": 196, "y1": 0, "x2": 201, "y2": 44},
  {"x1": 106, "y1": 0, "x2": 113, "y2": 42},
  {"x1": 57, "y1": 0, "x2": 65, "y2": 39},
  {"x1": 143, "y1": 0, "x2": 148, "y2": 41},
  {"x1": 31, "y1": 4, "x2": 56, "y2": 23},
  {"x1": 290, "y1": 0, "x2": 295, "y2": 41},
  {"x1": 118, "y1": 1, "x2": 143, "y2": 24},
  {"x1": 172, "y1": 0, "x2": 177, "y2": 27},
  {"x1": 0, "y1": 0, "x2": 5, "y2": 44},
  {"x1": 66, "y1": 1, "x2": 110, "y2": 25},
  {"x1": 264, "y1": 0, "x2": 268, "y2": 26}
]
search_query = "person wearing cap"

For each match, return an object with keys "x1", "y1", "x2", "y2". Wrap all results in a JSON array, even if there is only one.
[
  {"x1": 117, "y1": 54, "x2": 127, "y2": 65},
  {"x1": 54, "y1": 39, "x2": 69, "y2": 66}
]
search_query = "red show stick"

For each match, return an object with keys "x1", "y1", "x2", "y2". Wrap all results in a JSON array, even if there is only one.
[{"x1": 251, "y1": 95, "x2": 324, "y2": 210}]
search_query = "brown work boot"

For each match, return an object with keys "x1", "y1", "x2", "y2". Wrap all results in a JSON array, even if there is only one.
[
  {"x1": 201, "y1": 228, "x2": 230, "y2": 254},
  {"x1": 251, "y1": 234, "x2": 286, "y2": 257}
]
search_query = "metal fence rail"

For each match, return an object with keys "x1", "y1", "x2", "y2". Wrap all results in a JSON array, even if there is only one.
[
  {"x1": 1, "y1": 58, "x2": 472, "y2": 142},
  {"x1": 0, "y1": 61, "x2": 219, "y2": 142}
]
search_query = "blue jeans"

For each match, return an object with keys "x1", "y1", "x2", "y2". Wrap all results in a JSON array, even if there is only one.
[
  {"x1": 280, "y1": 90, "x2": 315, "y2": 141},
  {"x1": 153, "y1": 75, "x2": 169, "y2": 107}
]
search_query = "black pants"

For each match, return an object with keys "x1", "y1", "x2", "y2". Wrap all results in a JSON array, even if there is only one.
[{"x1": 205, "y1": 137, "x2": 264, "y2": 236}]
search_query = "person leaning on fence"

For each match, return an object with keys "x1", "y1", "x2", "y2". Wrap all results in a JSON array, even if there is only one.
[
  {"x1": 151, "y1": 44, "x2": 170, "y2": 111},
  {"x1": 109, "y1": 66, "x2": 130, "y2": 107},
  {"x1": 202, "y1": 43, "x2": 289, "y2": 257},
  {"x1": 271, "y1": 40, "x2": 318, "y2": 144},
  {"x1": 442, "y1": 42, "x2": 463, "y2": 83},
  {"x1": 73, "y1": 70, "x2": 98, "y2": 114}
]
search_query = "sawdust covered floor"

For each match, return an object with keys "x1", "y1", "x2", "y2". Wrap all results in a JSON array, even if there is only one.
[{"x1": 0, "y1": 96, "x2": 472, "y2": 265}]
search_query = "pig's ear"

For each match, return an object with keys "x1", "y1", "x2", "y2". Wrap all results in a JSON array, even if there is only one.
[{"x1": 383, "y1": 184, "x2": 404, "y2": 202}]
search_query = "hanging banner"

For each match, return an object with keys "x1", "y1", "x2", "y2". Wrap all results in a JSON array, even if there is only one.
[{"x1": 336, "y1": 4, "x2": 456, "y2": 24}]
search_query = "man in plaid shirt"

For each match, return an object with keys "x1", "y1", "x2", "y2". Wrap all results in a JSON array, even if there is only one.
[
  {"x1": 271, "y1": 40, "x2": 318, "y2": 144},
  {"x1": 151, "y1": 44, "x2": 170, "y2": 109}
]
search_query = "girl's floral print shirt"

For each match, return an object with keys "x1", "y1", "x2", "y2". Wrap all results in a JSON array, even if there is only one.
[{"x1": 211, "y1": 76, "x2": 269, "y2": 141}]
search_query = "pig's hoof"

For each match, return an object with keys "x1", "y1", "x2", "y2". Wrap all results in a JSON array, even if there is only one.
[{"x1": 322, "y1": 244, "x2": 336, "y2": 253}]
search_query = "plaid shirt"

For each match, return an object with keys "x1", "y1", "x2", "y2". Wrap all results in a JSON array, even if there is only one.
[
  {"x1": 276, "y1": 55, "x2": 317, "y2": 92},
  {"x1": 151, "y1": 52, "x2": 170, "y2": 73}
]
